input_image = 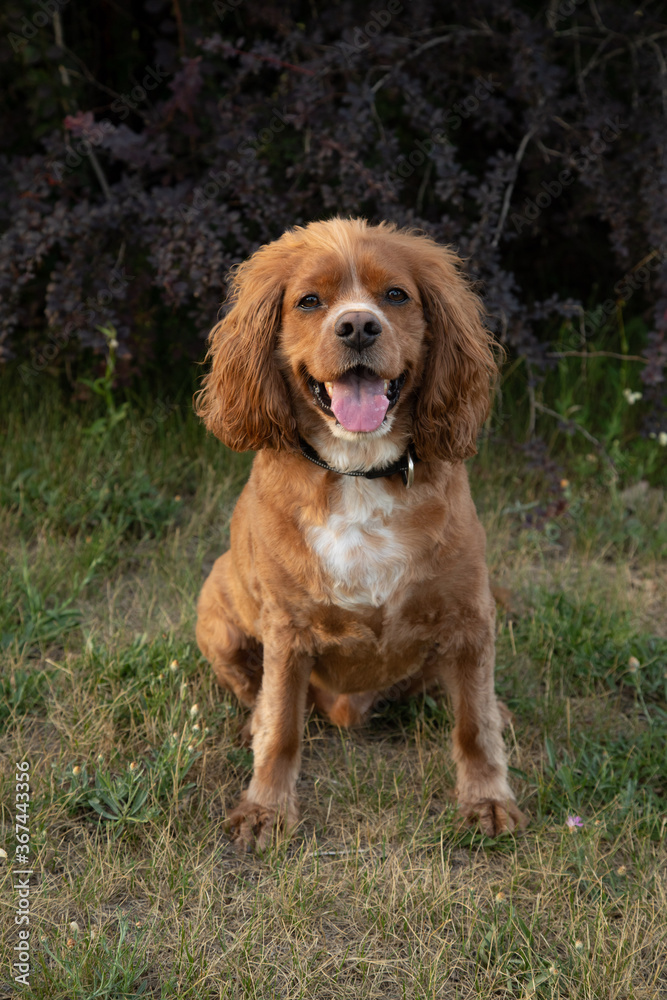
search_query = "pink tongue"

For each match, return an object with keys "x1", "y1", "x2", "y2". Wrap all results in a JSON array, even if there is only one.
[{"x1": 329, "y1": 370, "x2": 390, "y2": 432}]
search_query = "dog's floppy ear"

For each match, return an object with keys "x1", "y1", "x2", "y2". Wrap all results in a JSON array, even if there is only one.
[
  {"x1": 412, "y1": 245, "x2": 499, "y2": 463},
  {"x1": 194, "y1": 242, "x2": 298, "y2": 452}
]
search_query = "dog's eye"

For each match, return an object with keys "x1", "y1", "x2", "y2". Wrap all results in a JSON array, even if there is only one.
[
  {"x1": 386, "y1": 288, "x2": 408, "y2": 303},
  {"x1": 298, "y1": 294, "x2": 321, "y2": 309}
]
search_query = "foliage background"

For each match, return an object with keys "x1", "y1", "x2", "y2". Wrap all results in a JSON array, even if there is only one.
[{"x1": 1, "y1": 0, "x2": 666, "y2": 470}]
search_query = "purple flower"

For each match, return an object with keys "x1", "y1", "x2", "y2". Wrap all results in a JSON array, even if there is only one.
[{"x1": 566, "y1": 815, "x2": 584, "y2": 831}]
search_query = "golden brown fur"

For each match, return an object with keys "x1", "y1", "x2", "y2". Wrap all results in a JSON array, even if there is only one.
[{"x1": 195, "y1": 218, "x2": 527, "y2": 849}]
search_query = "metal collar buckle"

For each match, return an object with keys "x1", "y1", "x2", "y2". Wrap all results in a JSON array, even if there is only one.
[{"x1": 401, "y1": 449, "x2": 415, "y2": 488}]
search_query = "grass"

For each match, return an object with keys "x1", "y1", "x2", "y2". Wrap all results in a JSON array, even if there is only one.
[{"x1": 1, "y1": 377, "x2": 666, "y2": 999}]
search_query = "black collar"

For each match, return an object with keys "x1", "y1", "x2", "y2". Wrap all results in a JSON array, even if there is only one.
[{"x1": 299, "y1": 436, "x2": 417, "y2": 488}]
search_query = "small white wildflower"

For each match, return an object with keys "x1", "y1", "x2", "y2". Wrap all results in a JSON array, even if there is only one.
[
  {"x1": 192, "y1": 723, "x2": 200, "y2": 733},
  {"x1": 72, "y1": 766, "x2": 81, "y2": 776},
  {"x1": 189, "y1": 703, "x2": 199, "y2": 718},
  {"x1": 169, "y1": 659, "x2": 179, "y2": 672},
  {"x1": 659, "y1": 431, "x2": 667, "y2": 446},
  {"x1": 129, "y1": 761, "x2": 138, "y2": 772},
  {"x1": 495, "y1": 890, "x2": 506, "y2": 903},
  {"x1": 575, "y1": 939, "x2": 584, "y2": 951},
  {"x1": 0, "y1": 848, "x2": 8, "y2": 860},
  {"x1": 623, "y1": 388, "x2": 642, "y2": 405},
  {"x1": 187, "y1": 743, "x2": 195, "y2": 753},
  {"x1": 69, "y1": 921, "x2": 80, "y2": 934},
  {"x1": 628, "y1": 656, "x2": 640, "y2": 673},
  {"x1": 179, "y1": 680, "x2": 188, "y2": 700}
]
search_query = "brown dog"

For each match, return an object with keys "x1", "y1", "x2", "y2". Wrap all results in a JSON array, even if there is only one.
[{"x1": 195, "y1": 218, "x2": 526, "y2": 849}]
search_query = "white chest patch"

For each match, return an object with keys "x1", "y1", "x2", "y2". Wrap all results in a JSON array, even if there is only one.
[{"x1": 306, "y1": 478, "x2": 411, "y2": 609}]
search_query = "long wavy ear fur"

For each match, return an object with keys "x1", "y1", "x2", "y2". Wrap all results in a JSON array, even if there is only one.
[
  {"x1": 411, "y1": 244, "x2": 500, "y2": 463},
  {"x1": 194, "y1": 243, "x2": 298, "y2": 452}
]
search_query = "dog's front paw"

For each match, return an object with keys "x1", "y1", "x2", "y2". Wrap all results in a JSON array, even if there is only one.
[
  {"x1": 224, "y1": 794, "x2": 297, "y2": 851},
  {"x1": 459, "y1": 797, "x2": 528, "y2": 836}
]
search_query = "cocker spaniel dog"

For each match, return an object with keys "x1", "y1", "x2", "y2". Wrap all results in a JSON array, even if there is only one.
[{"x1": 195, "y1": 217, "x2": 527, "y2": 849}]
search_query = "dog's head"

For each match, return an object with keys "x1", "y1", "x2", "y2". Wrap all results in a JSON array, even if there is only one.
[{"x1": 195, "y1": 218, "x2": 498, "y2": 463}]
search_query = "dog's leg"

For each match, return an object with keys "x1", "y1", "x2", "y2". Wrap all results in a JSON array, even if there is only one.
[
  {"x1": 440, "y1": 628, "x2": 527, "y2": 836},
  {"x1": 196, "y1": 553, "x2": 263, "y2": 708},
  {"x1": 225, "y1": 626, "x2": 313, "y2": 850}
]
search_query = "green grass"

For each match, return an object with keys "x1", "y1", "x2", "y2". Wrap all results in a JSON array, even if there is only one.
[
  {"x1": 496, "y1": 308, "x2": 666, "y2": 488},
  {"x1": 1, "y1": 378, "x2": 666, "y2": 999}
]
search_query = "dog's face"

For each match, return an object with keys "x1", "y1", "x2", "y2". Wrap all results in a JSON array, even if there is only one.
[
  {"x1": 279, "y1": 237, "x2": 428, "y2": 443},
  {"x1": 196, "y1": 218, "x2": 497, "y2": 463}
]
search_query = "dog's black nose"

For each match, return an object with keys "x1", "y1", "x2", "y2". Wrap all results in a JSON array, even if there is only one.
[{"x1": 334, "y1": 311, "x2": 382, "y2": 352}]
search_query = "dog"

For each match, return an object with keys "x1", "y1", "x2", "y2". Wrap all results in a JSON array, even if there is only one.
[{"x1": 195, "y1": 217, "x2": 527, "y2": 849}]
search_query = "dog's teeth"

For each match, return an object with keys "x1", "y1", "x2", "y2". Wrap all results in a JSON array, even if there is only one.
[
  {"x1": 324, "y1": 381, "x2": 334, "y2": 396},
  {"x1": 384, "y1": 380, "x2": 390, "y2": 394}
]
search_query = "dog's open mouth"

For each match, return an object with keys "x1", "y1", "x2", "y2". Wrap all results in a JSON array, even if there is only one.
[{"x1": 307, "y1": 365, "x2": 407, "y2": 433}]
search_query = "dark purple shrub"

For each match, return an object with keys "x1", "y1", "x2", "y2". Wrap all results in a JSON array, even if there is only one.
[{"x1": 0, "y1": 0, "x2": 665, "y2": 432}]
